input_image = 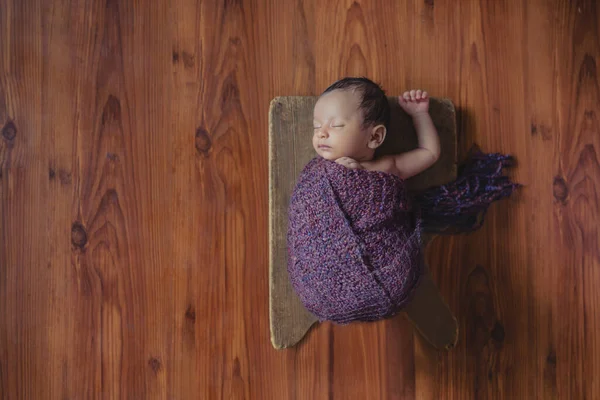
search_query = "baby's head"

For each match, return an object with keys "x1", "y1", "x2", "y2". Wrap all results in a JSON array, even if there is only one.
[{"x1": 312, "y1": 77, "x2": 390, "y2": 161}]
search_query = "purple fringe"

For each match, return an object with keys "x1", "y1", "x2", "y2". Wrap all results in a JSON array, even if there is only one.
[{"x1": 415, "y1": 145, "x2": 521, "y2": 234}]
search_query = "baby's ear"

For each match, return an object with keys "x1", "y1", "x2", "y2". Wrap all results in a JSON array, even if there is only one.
[{"x1": 368, "y1": 124, "x2": 387, "y2": 149}]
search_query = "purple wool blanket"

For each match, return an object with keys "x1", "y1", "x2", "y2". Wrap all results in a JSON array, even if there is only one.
[{"x1": 287, "y1": 147, "x2": 520, "y2": 324}]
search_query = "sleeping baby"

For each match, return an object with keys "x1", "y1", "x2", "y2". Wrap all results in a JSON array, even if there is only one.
[
  {"x1": 286, "y1": 77, "x2": 519, "y2": 324},
  {"x1": 312, "y1": 77, "x2": 440, "y2": 180}
]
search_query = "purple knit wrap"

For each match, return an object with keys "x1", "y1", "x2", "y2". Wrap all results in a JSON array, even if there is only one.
[
  {"x1": 287, "y1": 157, "x2": 423, "y2": 324},
  {"x1": 286, "y1": 146, "x2": 520, "y2": 325}
]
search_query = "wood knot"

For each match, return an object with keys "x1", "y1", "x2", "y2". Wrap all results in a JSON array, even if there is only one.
[
  {"x1": 195, "y1": 127, "x2": 212, "y2": 157},
  {"x1": 579, "y1": 53, "x2": 596, "y2": 80},
  {"x1": 553, "y1": 176, "x2": 568, "y2": 204},
  {"x1": 232, "y1": 357, "x2": 241, "y2": 378},
  {"x1": 544, "y1": 348, "x2": 557, "y2": 391},
  {"x1": 2, "y1": 120, "x2": 17, "y2": 141},
  {"x1": 546, "y1": 349, "x2": 557, "y2": 366},
  {"x1": 101, "y1": 95, "x2": 122, "y2": 127},
  {"x1": 275, "y1": 101, "x2": 282, "y2": 111},
  {"x1": 50, "y1": 167, "x2": 72, "y2": 184},
  {"x1": 490, "y1": 321, "x2": 505, "y2": 343},
  {"x1": 425, "y1": 0, "x2": 434, "y2": 6},
  {"x1": 173, "y1": 51, "x2": 194, "y2": 68},
  {"x1": 71, "y1": 222, "x2": 88, "y2": 248},
  {"x1": 531, "y1": 122, "x2": 552, "y2": 140},
  {"x1": 221, "y1": 73, "x2": 241, "y2": 110},
  {"x1": 185, "y1": 305, "x2": 196, "y2": 323},
  {"x1": 148, "y1": 357, "x2": 161, "y2": 374}
]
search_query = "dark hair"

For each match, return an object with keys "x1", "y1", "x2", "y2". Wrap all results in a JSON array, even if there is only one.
[{"x1": 322, "y1": 77, "x2": 390, "y2": 129}]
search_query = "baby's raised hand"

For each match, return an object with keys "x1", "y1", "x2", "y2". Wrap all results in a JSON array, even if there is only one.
[
  {"x1": 398, "y1": 90, "x2": 429, "y2": 116},
  {"x1": 335, "y1": 157, "x2": 363, "y2": 170}
]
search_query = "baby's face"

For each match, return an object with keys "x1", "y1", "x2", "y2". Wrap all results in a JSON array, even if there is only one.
[{"x1": 312, "y1": 89, "x2": 372, "y2": 161}]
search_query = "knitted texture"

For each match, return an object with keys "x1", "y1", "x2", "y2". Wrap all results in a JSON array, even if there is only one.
[
  {"x1": 287, "y1": 146, "x2": 520, "y2": 324},
  {"x1": 287, "y1": 157, "x2": 423, "y2": 324},
  {"x1": 416, "y1": 145, "x2": 521, "y2": 234}
]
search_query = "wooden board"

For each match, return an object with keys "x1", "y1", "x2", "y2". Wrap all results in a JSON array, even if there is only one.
[{"x1": 269, "y1": 95, "x2": 458, "y2": 349}]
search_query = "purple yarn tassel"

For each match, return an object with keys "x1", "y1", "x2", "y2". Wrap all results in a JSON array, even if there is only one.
[{"x1": 415, "y1": 145, "x2": 521, "y2": 234}]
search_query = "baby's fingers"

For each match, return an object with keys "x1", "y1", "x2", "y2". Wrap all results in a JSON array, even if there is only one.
[
  {"x1": 345, "y1": 158, "x2": 360, "y2": 168},
  {"x1": 402, "y1": 89, "x2": 430, "y2": 101},
  {"x1": 335, "y1": 157, "x2": 362, "y2": 169}
]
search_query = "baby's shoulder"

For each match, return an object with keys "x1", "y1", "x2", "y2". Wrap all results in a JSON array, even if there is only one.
[{"x1": 363, "y1": 155, "x2": 399, "y2": 176}]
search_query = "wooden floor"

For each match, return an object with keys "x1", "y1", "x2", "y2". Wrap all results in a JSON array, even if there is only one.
[{"x1": 0, "y1": 0, "x2": 598, "y2": 398}]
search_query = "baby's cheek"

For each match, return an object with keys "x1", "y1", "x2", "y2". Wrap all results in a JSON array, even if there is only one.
[{"x1": 312, "y1": 136, "x2": 318, "y2": 150}]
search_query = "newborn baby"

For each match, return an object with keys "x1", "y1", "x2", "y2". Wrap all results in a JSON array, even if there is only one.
[
  {"x1": 312, "y1": 77, "x2": 440, "y2": 179},
  {"x1": 287, "y1": 77, "x2": 519, "y2": 324}
]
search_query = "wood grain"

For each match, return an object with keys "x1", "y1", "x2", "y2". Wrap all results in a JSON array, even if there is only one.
[{"x1": 0, "y1": 0, "x2": 598, "y2": 398}]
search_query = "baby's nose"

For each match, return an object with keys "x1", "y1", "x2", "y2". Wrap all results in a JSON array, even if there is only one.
[{"x1": 317, "y1": 128, "x2": 328, "y2": 138}]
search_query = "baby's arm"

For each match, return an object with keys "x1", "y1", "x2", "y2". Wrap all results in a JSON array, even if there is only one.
[
  {"x1": 363, "y1": 90, "x2": 441, "y2": 179},
  {"x1": 391, "y1": 110, "x2": 440, "y2": 178}
]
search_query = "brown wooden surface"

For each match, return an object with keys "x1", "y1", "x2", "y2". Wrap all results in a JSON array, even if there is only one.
[{"x1": 0, "y1": 0, "x2": 598, "y2": 398}]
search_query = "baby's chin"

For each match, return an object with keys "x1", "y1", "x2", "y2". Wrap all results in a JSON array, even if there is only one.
[
  {"x1": 319, "y1": 153, "x2": 338, "y2": 161},
  {"x1": 314, "y1": 147, "x2": 339, "y2": 160}
]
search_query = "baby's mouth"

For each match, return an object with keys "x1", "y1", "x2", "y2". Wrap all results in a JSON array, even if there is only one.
[{"x1": 318, "y1": 144, "x2": 331, "y2": 150}]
